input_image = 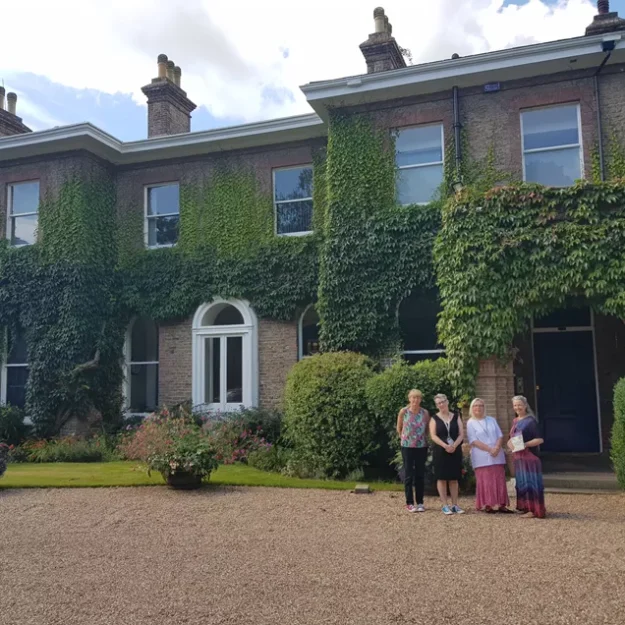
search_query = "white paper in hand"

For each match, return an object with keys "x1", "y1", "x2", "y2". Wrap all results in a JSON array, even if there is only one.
[{"x1": 510, "y1": 434, "x2": 525, "y2": 453}]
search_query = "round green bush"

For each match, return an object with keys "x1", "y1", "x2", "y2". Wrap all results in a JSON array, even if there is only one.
[
  {"x1": 283, "y1": 352, "x2": 377, "y2": 478},
  {"x1": 611, "y1": 377, "x2": 625, "y2": 489}
]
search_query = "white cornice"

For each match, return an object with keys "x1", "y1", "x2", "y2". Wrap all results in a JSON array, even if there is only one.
[{"x1": 0, "y1": 113, "x2": 325, "y2": 165}]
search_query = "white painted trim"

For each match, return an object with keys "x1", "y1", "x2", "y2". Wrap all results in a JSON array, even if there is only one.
[
  {"x1": 192, "y1": 298, "x2": 258, "y2": 411},
  {"x1": 6, "y1": 180, "x2": 40, "y2": 248},
  {"x1": 301, "y1": 33, "x2": 625, "y2": 110},
  {"x1": 520, "y1": 103, "x2": 583, "y2": 185},
  {"x1": 273, "y1": 164, "x2": 314, "y2": 237},
  {"x1": 530, "y1": 309, "x2": 602, "y2": 453},
  {"x1": 144, "y1": 182, "x2": 180, "y2": 249}
]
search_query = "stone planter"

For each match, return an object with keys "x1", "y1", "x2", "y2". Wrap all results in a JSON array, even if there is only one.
[{"x1": 164, "y1": 471, "x2": 203, "y2": 490}]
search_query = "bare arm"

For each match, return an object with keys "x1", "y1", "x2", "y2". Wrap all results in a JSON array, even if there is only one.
[
  {"x1": 423, "y1": 409, "x2": 431, "y2": 442},
  {"x1": 523, "y1": 437, "x2": 544, "y2": 448},
  {"x1": 396, "y1": 408, "x2": 405, "y2": 438},
  {"x1": 429, "y1": 417, "x2": 447, "y2": 449},
  {"x1": 453, "y1": 416, "x2": 464, "y2": 450}
]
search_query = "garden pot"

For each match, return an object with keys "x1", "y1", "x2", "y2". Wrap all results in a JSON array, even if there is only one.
[{"x1": 164, "y1": 471, "x2": 203, "y2": 490}]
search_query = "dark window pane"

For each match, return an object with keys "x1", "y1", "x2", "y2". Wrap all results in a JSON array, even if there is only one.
[
  {"x1": 403, "y1": 352, "x2": 442, "y2": 365},
  {"x1": 11, "y1": 214, "x2": 38, "y2": 246},
  {"x1": 6, "y1": 367, "x2": 29, "y2": 408},
  {"x1": 301, "y1": 306, "x2": 320, "y2": 357},
  {"x1": 274, "y1": 167, "x2": 313, "y2": 201},
  {"x1": 131, "y1": 318, "x2": 159, "y2": 362},
  {"x1": 7, "y1": 330, "x2": 28, "y2": 365},
  {"x1": 399, "y1": 291, "x2": 443, "y2": 351},
  {"x1": 523, "y1": 105, "x2": 579, "y2": 150},
  {"x1": 10, "y1": 182, "x2": 39, "y2": 215},
  {"x1": 226, "y1": 336, "x2": 243, "y2": 403},
  {"x1": 276, "y1": 200, "x2": 313, "y2": 235},
  {"x1": 148, "y1": 215, "x2": 179, "y2": 246},
  {"x1": 213, "y1": 306, "x2": 244, "y2": 326},
  {"x1": 396, "y1": 126, "x2": 443, "y2": 167},
  {"x1": 129, "y1": 364, "x2": 159, "y2": 412},
  {"x1": 147, "y1": 184, "x2": 179, "y2": 216},
  {"x1": 205, "y1": 337, "x2": 221, "y2": 404},
  {"x1": 534, "y1": 307, "x2": 591, "y2": 329},
  {"x1": 524, "y1": 148, "x2": 581, "y2": 187}
]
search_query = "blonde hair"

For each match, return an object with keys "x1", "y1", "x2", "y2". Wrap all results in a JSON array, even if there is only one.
[
  {"x1": 512, "y1": 395, "x2": 534, "y2": 415},
  {"x1": 469, "y1": 397, "x2": 486, "y2": 418},
  {"x1": 434, "y1": 393, "x2": 448, "y2": 403},
  {"x1": 408, "y1": 389, "x2": 423, "y2": 399}
]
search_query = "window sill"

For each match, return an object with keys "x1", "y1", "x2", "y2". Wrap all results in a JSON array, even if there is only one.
[{"x1": 277, "y1": 231, "x2": 313, "y2": 238}]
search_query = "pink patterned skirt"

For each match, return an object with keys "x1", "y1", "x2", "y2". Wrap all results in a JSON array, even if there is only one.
[{"x1": 475, "y1": 464, "x2": 510, "y2": 510}]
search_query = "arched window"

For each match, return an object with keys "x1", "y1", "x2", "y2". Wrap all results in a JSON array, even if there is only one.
[
  {"x1": 192, "y1": 299, "x2": 258, "y2": 411},
  {"x1": 1, "y1": 328, "x2": 29, "y2": 408},
  {"x1": 398, "y1": 290, "x2": 444, "y2": 364},
  {"x1": 299, "y1": 304, "x2": 320, "y2": 359},
  {"x1": 125, "y1": 317, "x2": 159, "y2": 414}
]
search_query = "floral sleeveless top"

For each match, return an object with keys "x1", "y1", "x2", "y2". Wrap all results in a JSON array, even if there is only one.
[{"x1": 401, "y1": 407, "x2": 428, "y2": 448}]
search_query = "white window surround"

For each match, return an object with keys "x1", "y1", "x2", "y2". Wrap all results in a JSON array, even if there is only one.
[
  {"x1": 520, "y1": 103, "x2": 583, "y2": 186},
  {"x1": 123, "y1": 317, "x2": 159, "y2": 417},
  {"x1": 273, "y1": 165, "x2": 314, "y2": 237},
  {"x1": 0, "y1": 328, "x2": 29, "y2": 410},
  {"x1": 298, "y1": 304, "x2": 320, "y2": 360},
  {"x1": 192, "y1": 298, "x2": 258, "y2": 411},
  {"x1": 395, "y1": 124, "x2": 445, "y2": 206},
  {"x1": 144, "y1": 182, "x2": 180, "y2": 249},
  {"x1": 6, "y1": 180, "x2": 40, "y2": 248}
]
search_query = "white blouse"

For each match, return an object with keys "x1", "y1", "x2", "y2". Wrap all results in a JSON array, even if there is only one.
[{"x1": 467, "y1": 416, "x2": 506, "y2": 469}]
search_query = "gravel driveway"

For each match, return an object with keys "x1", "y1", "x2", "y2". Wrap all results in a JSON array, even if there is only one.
[{"x1": 1, "y1": 486, "x2": 624, "y2": 625}]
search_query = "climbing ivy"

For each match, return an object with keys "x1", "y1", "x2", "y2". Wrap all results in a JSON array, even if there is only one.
[{"x1": 435, "y1": 180, "x2": 625, "y2": 397}]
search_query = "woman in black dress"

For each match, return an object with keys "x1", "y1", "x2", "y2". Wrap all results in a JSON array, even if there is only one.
[{"x1": 429, "y1": 393, "x2": 465, "y2": 515}]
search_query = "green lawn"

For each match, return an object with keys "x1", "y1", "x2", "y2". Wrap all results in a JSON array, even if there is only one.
[{"x1": 0, "y1": 461, "x2": 403, "y2": 491}]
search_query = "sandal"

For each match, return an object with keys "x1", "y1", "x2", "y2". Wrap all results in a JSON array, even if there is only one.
[{"x1": 497, "y1": 507, "x2": 514, "y2": 514}]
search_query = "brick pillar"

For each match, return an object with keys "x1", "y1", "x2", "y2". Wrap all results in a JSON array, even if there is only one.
[{"x1": 475, "y1": 357, "x2": 515, "y2": 435}]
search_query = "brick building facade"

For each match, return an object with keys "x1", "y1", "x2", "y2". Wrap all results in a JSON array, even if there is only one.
[{"x1": 2, "y1": 3, "x2": 625, "y2": 455}]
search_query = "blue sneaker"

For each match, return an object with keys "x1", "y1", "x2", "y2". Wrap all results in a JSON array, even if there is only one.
[
  {"x1": 452, "y1": 505, "x2": 465, "y2": 514},
  {"x1": 441, "y1": 505, "x2": 453, "y2": 515}
]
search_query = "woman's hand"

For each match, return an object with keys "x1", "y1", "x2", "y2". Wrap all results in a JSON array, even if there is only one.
[
  {"x1": 506, "y1": 439, "x2": 515, "y2": 451},
  {"x1": 489, "y1": 445, "x2": 500, "y2": 457},
  {"x1": 445, "y1": 444, "x2": 455, "y2": 454}
]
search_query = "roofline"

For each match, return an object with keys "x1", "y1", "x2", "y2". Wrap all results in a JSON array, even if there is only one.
[
  {"x1": 301, "y1": 31, "x2": 625, "y2": 116},
  {"x1": 0, "y1": 113, "x2": 325, "y2": 165}
]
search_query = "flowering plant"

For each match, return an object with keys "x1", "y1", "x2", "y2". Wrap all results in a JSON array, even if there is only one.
[
  {"x1": 203, "y1": 416, "x2": 272, "y2": 465},
  {"x1": 146, "y1": 429, "x2": 219, "y2": 480}
]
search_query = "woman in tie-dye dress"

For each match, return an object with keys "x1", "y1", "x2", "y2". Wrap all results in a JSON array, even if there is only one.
[{"x1": 507, "y1": 395, "x2": 546, "y2": 518}]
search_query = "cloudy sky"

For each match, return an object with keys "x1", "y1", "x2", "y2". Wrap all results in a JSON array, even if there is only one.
[{"x1": 0, "y1": 0, "x2": 619, "y2": 140}]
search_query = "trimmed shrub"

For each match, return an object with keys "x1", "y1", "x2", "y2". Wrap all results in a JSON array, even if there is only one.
[
  {"x1": 247, "y1": 445, "x2": 292, "y2": 473},
  {"x1": 18, "y1": 435, "x2": 120, "y2": 463},
  {"x1": 203, "y1": 417, "x2": 272, "y2": 464},
  {"x1": 0, "y1": 405, "x2": 31, "y2": 447},
  {"x1": 611, "y1": 377, "x2": 625, "y2": 489},
  {"x1": 283, "y1": 352, "x2": 377, "y2": 478},
  {"x1": 0, "y1": 443, "x2": 9, "y2": 478}
]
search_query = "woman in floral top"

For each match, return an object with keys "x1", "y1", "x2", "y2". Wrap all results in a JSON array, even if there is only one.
[{"x1": 396, "y1": 389, "x2": 431, "y2": 513}]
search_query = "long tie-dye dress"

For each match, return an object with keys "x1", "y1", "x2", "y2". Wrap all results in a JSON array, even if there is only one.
[{"x1": 509, "y1": 416, "x2": 546, "y2": 518}]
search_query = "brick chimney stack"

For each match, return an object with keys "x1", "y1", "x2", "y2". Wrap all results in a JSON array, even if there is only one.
[
  {"x1": 0, "y1": 87, "x2": 32, "y2": 137},
  {"x1": 585, "y1": 1, "x2": 625, "y2": 35},
  {"x1": 359, "y1": 7, "x2": 407, "y2": 74},
  {"x1": 141, "y1": 54, "x2": 197, "y2": 138}
]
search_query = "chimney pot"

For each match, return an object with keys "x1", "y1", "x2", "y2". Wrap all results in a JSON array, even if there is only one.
[
  {"x1": 0, "y1": 86, "x2": 5, "y2": 111},
  {"x1": 174, "y1": 66, "x2": 182, "y2": 87},
  {"x1": 7, "y1": 92, "x2": 17, "y2": 115},
  {"x1": 157, "y1": 54, "x2": 168, "y2": 79},
  {"x1": 451, "y1": 53, "x2": 460, "y2": 59},
  {"x1": 374, "y1": 7, "x2": 386, "y2": 33},
  {"x1": 166, "y1": 60, "x2": 175, "y2": 81},
  {"x1": 384, "y1": 15, "x2": 389, "y2": 33},
  {"x1": 598, "y1": 1, "x2": 610, "y2": 15}
]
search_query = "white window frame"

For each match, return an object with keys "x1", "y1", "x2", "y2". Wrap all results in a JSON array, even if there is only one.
[
  {"x1": 520, "y1": 103, "x2": 584, "y2": 185},
  {"x1": 273, "y1": 165, "x2": 314, "y2": 237},
  {"x1": 298, "y1": 304, "x2": 320, "y2": 360},
  {"x1": 6, "y1": 180, "x2": 40, "y2": 248},
  {"x1": 0, "y1": 328, "x2": 29, "y2": 409},
  {"x1": 123, "y1": 317, "x2": 160, "y2": 418},
  {"x1": 395, "y1": 123, "x2": 445, "y2": 206},
  {"x1": 144, "y1": 182, "x2": 180, "y2": 249},
  {"x1": 192, "y1": 298, "x2": 258, "y2": 412}
]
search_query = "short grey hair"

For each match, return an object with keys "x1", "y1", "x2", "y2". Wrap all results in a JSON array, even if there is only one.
[{"x1": 512, "y1": 395, "x2": 534, "y2": 415}]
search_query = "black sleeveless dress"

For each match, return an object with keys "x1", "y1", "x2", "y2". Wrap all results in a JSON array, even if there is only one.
[{"x1": 432, "y1": 413, "x2": 463, "y2": 481}]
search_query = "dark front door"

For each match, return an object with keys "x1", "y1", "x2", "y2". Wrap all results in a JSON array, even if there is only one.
[{"x1": 533, "y1": 331, "x2": 600, "y2": 452}]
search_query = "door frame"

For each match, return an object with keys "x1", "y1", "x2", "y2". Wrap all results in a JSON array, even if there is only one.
[{"x1": 530, "y1": 309, "x2": 602, "y2": 453}]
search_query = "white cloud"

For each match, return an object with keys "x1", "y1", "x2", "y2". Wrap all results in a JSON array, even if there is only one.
[{"x1": 0, "y1": 0, "x2": 598, "y2": 125}]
